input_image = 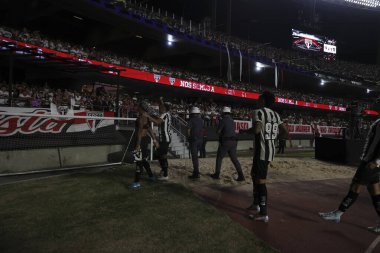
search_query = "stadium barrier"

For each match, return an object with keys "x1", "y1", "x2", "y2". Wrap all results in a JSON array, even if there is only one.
[{"x1": 0, "y1": 107, "x2": 135, "y2": 175}]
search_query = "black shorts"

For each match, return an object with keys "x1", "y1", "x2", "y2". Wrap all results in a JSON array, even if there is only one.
[
  {"x1": 157, "y1": 141, "x2": 170, "y2": 157},
  {"x1": 251, "y1": 159, "x2": 270, "y2": 180},
  {"x1": 352, "y1": 161, "x2": 380, "y2": 185}
]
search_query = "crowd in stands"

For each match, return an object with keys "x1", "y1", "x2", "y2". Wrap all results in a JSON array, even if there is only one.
[
  {"x1": 2, "y1": 80, "x2": 376, "y2": 131},
  {"x1": 0, "y1": 25, "x2": 373, "y2": 109},
  {"x1": 103, "y1": 0, "x2": 380, "y2": 83},
  {"x1": 0, "y1": 80, "x2": 346, "y2": 125},
  {"x1": 0, "y1": 81, "x2": 117, "y2": 112}
]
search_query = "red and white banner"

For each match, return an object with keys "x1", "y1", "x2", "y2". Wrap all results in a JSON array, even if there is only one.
[
  {"x1": 233, "y1": 120, "x2": 343, "y2": 136},
  {"x1": 287, "y1": 123, "x2": 343, "y2": 136},
  {"x1": 0, "y1": 107, "x2": 114, "y2": 136},
  {"x1": 234, "y1": 120, "x2": 252, "y2": 133},
  {"x1": 287, "y1": 124, "x2": 313, "y2": 135},
  {"x1": 2, "y1": 36, "x2": 374, "y2": 114},
  {"x1": 0, "y1": 107, "x2": 121, "y2": 151}
]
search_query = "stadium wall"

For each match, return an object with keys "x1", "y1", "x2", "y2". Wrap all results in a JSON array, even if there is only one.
[{"x1": 0, "y1": 145, "x2": 123, "y2": 174}]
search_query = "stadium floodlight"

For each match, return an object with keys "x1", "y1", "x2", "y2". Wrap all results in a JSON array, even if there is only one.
[
  {"x1": 344, "y1": 0, "x2": 380, "y2": 8},
  {"x1": 255, "y1": 62, "x2": 266, "y2": 72},
  {"x1": 367, "y1": 88, "x2": 371, "y2": 93},
  {"x1": 320, "y1": 80, "x2": 326, "y2": 86},
  {"x1": 167, "y1": 34, "x2": 174, "y2": 46},
  {"x1": 73, "y1": 15, "x2": 84, "y2": 20}
]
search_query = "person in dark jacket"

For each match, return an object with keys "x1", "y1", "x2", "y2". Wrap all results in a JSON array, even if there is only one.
[
  {"x1": 209, "y1": 107, "x2": 245, "y2": 181},
  {"x1": 188, "y1": 107, "x2": 204, "y2": 179}
]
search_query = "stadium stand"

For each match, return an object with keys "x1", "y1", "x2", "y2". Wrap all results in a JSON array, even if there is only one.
[
  {"x1": 97, "y1": 0, "x2": 380, "y2": 83},
  {"x1": 0, "y1": 25, "x2": 374, "y2": 111}
]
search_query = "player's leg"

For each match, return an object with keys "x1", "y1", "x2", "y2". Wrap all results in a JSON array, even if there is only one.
[
  {"x1": 249, "y1": 160, "x2": 269, "y2": 222},
  {"x1": 247, "y1": 160, "x2": 260, "y2": 212},
  {"x1": 319, "y1": 162, "x2": 367, "y2": 222},
  {"x1": 367, "y1": 179, "x2": 380, "y2": 233},
  {"x1": 158, "y1": 141, "x2": 169, "y2": 180},
  {"x1": 130, "y1": 162, "x2": 143, "y2": 189}
]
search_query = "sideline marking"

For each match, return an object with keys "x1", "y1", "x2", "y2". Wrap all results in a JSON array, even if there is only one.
[{"x1": 365, "y1": 235, "x2": 380, "y2": 253}]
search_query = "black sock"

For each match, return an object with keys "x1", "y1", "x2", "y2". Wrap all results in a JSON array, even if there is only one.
[
  {"x1": 371, "y1": 194, "x2": 380, "y2": 216},
  {"x1": 339, "y1": 191, "x2": 359, "y2": 212},
  {"x1": 253, "y1": 183, "x2": 259, "y2": 205},
  {"x1": 134, "y1": 163, "x2": 142, "y2": 182},
  {"x1": 159, "y1": 159, "x2": 168, "y2": 177},
  {"x1": 142, "y1": 160, "x2": 153, "y2": 177},
  {"x1": 257, "y1": 184, "x2": 267, "y2": 215}
]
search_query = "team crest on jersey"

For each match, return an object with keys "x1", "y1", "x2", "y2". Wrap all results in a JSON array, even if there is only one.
[
  {"x1": 169, "y1": 77, "x2": 176, "y2": 85},
  {"x1": 154, "y1": 74, "x2": 161, "y2": 83}
]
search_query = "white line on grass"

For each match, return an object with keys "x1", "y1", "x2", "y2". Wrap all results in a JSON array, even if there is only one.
[{"x1": 0, "y1": 173, "x2": 73, "y2": 187}]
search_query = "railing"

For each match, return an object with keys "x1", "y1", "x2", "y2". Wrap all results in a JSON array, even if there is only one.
[
  {"x1": 171, "y1": 114, "x2": 189, "y2": 138},
  {"x1": 170, "y1": 123, "x2": 189, "y2": 158}
]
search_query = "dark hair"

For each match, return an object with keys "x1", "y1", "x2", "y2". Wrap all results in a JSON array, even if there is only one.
[
  {"x1": 138, "y1": 100, "x2": 150, "y2": 112},
  {"x1": 259, "y1": 91, "x2": 276, "y2": 107}
]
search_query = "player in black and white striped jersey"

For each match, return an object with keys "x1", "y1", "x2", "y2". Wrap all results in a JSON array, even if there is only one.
[
  {"x1": 145, "y1": 97, "x2": 172, "y2": 180},
  {"x1": 242, "y1": 91, "x2": 288, "y2": 222},
  {"x1": 319, "y1": 98, "x2": 380, "y2": 233}
]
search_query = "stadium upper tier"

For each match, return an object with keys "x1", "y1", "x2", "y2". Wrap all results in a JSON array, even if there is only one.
[
  {"x1": 90, "y1": 0, "x2": 380, "y2": 84},
  {"x1": 0, "y1": 26, "x2": 377, "y2": 115}
]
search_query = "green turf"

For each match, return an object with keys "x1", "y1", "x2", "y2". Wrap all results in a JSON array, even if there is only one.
[{"x1": 0, "y1": 168, "x2": 275, "y2": 253}]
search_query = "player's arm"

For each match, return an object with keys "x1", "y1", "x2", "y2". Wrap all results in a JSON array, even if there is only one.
[
  {"x1": 144, "y1": 112, "x2": 163, "y2": 125},
  {"x1": 146, "y1": 127, "x2": 159, "y2": 148},
  {"x1": 278, "y1": 123, "x2": 289, "y2": 140},
  {"x1": 241, "y1": 110, "x2": 262, "y2": 134},
  {"x1": 253, "y1": 121, "x2": 263, "y2": 134}
]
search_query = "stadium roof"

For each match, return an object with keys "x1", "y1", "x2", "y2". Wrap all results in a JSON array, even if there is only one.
[{"x1": 0, "y1": 38, "x2": 122, "y2": 74}]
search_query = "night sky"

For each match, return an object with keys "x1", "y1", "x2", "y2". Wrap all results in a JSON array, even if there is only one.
[{"x1": 142, "y1": 0, "x2": 380, "y2": 64}]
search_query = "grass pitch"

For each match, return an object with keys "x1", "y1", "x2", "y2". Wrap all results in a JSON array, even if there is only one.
[{"x1": 0, "y1": 167, "x2": 275, "y2": 253}]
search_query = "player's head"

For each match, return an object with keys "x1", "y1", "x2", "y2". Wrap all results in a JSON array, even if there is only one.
[
  {"x1": 159, "y1": 101, "x2": 171, "y2": 114},
  {"x1": 258, "y1": 91, "x2": 276, "y2": 108},
  {"x1": 138, "y1": 100, "x2": 149, "y2": 113}
]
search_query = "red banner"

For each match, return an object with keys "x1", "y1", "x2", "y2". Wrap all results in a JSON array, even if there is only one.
[{"x1": 1, "y1": 36, "x2": 378, "y2": 115}]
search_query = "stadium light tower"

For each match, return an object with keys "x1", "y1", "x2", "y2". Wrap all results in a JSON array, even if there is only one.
[
  {"x1": 344, "y1": 0, "x2": 380, "y2": 8},
  {"x1": 320, "y1": 0, "x2": 380, "y2": 10}
]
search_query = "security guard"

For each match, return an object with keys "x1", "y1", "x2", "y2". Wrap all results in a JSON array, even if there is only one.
[
  {"x1": 210, "y1": 107, "x2": 245, "y2": 181},
  {"x1": 187, "y1": 107, "x2": 204, "y2": 179}
]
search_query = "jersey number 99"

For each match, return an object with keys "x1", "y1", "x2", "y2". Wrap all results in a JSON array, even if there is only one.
[{"x1": 265, "y1": 123, "x2": 278, "y2": 140}]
